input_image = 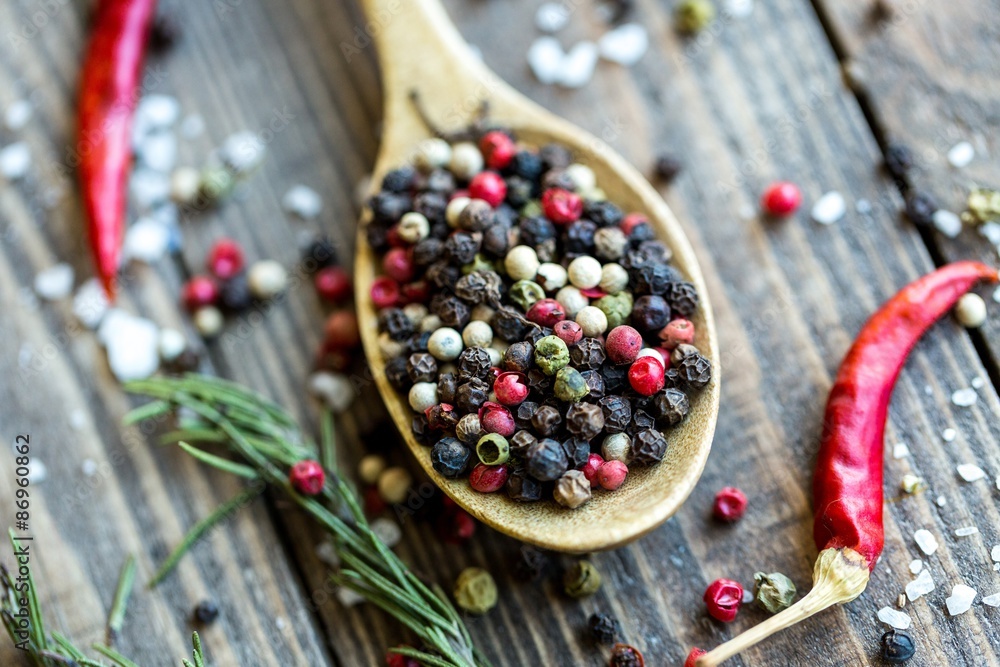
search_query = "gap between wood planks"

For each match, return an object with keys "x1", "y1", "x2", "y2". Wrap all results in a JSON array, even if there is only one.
[{"x1": 806, "y1": 0, "x2": 1000, "y2": 393}]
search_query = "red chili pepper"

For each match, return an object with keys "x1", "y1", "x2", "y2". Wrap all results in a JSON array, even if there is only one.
[
  {"x1": 696, "y1": 261, "x2": 998, "y2": 667},
  {"x1": 79, "y1": 0, "x2": 158, "y2": 300}
]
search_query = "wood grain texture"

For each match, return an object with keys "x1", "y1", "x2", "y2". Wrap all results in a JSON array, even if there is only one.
[{"x1": 0, "y1": 0, "x2": 997, "y2": 666}]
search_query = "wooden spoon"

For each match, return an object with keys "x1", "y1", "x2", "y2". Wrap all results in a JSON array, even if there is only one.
[{"x1": 354, "y1": 0, "x2": 720, "y2": 552}]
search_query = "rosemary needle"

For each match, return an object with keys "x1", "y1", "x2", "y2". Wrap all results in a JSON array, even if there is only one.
[{"x1": 106, "y1": 555, "x2": 136, "y2": 646}]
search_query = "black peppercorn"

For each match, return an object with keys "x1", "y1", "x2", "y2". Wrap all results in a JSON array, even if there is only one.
[
  {"x1": 365, "y1": 223, "x2": 390, "y2": 253},
  {"x1": 653, "y1": 154, "x2": 683, "y2": 183},
  {"x1": 437, "y1": 372, "x2": 457, "y2": 404},
  {"x1": 879, "y1": 630, "x2": 915, "y2": 664},
  {"x1": 301, "y1": 235, "x2": 339, "y2": 270},
  {"x1": 407, "y1": 352, "x2": 438, "y2": 383},
  {"x1": 883, "y1": 143, "x2": 914, "y2": 184},
  {"x1": 413, "y1": 238, "x2": 444, "y2": 266},
  {"x1": 904, "y1": 191, "x2": 937, "y2": 227},
  {"x1": 493, "y1": 307, "x2": 528, "y2": 342},
  {"x1": 164, "y1": 347, "x2": 200, "y2": 374},
  {"x1": 379, "y1": 308, "x2": 415, "y2": 341},
  {"x1": 526, "y1": 438, "x2": 569, "y2": 481},
  {"x1": 523, "y1": 325, "x2": 552, "y2": 347},
  {"x1": 455, "y1": 378, "x2": 490, "y2": 413},
  {"x1": 149, "y1": 14, "x2": 182, "y2": 53},
  {"x1": 637, "y1": 240, "x2": 673, "y2": 264},
  {"x1": 435, "y1": 296, "x2": 470, "y2": 329},
  {"x1": 481, "y1": 224, "x2": 510, "y2": 257},
  {"x1": 632, "y1": 428, "x2": 667, "y2": 464},
  {"x1": 424, "y1": 168, "x2": 456, "y2": 193},
  {"x1": 627, "y1": 222, "x2": 655, "y2": 245},
  {"x1": 539, "y1": 143, "x2": 572, "y2": 171},
  {"x1": 519, "y1": 216, "x2": 557, "y2": 247},
  {"x1": 542, "y1": 169, "x2": 577, "y2": 192},
  {"x1": 426, "y1": 403, "x2": 458, "y2": 431},
  {"x1": 444, "y1": 231, "x2": 481, "y2": 266},
  {"x1": 531, "y1": 405, "x2": 563, "y2": 437},
  {"x1": 381, "y1": 166, "x2": 416, "y2": 193},
  {"x1": 504, "y1": 175, "x2": 534, "y2": 208},
  {"x1": 665, "y1": 281, "x2": 699, "y2": 318},
  {"x1": 507, "y1": 150, "x2": 544, "y2": 181},
  {"x1": 411, "y1": 414, "x2": 434, "y2": 446},
  {"x1": 385, "y1": 356, "x2": 411, "y2": 391},
  {"x1": 506, "y1": 470, "x2": 543, "y2": 502},
  {"x1": 430, "y1": 221, "x2": 450, "y2": 240},
  {"x1": 652, "y1": 388, "x2": 689, "y2": 426},
  {"x1": 457, "y1": 347, "x2": 492, "y2": 382},
  {"x1": 561, "y1": 437, "x2": 591, "y2": 469},
  {"x1": 509, "y1": 429, "x2": 537, "y2": 456},
  {"x1": 630, "y1": 263, "x2": 679, "y2": 296},
  {"x1": 218, "y1": 271, "x2": 253, "y2": 312},
  {"x1": 413, "y1": 191, "x2": 448, "y2": 223},
  {"x1": 677, "y1": 352, "x2": 712, "y2": 389},
  {"x1": 570, "y1": 337, "x2": 606, "y2": 370},
  {"x1": 516, "y1": 545, "x2": 553, "y2": 581},
  {"x1": 425, "y1": 261, "x2": 460, "y2": 290},
  {"x1": 601, "y1": 362, "x2": 629, "y2": 394},
  {"x1": 194, "y1": 600, "x2": 219, "y2": 624},
  {"x1": 629, "y1": 410, "x2": 656, "y2": 434},
  {"x1": 458, "y1": 199, "x2": 494, "y2": 231},
  {"x1": 431, "y1": 437, "x2": 471, "y2": 478},
  {"x1": 580, "y1": 370, "x2": 605, "y2": 400},
  {"x1": 599, "y1": 395, "x2": 632, "y2": 433},
  {"x1": 588, "y1": 612, "x2": 621, "y2": 645},
  {"x1": 503, "y1": 341, "x2": 534, "y2": 373},
  {"x1": 565, "y1": 403, "x2": 604, "y2": 441},
  {"x1": 584, "y1": 200, "x2": 623, "y2": 228},
  {"x1": 515, "y1": 401, "x2": 539, "y2": 430},
  {"x1": 369, "y1": 191, "x2": 412, "y2": 225},
  {"x1": 405, "y1": 331, "x2": 432, "y2": 355},
  {"x1": 563, "y1": 220, "x2": 597, "y2": 254},
  {"x1": 631, "y1": 295, "x2": 671, "y2": 333}
]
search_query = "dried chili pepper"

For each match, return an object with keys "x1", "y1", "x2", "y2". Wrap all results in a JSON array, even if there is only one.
[
  {"x1": 79, "y1": 0, "x2": 158, "y2": 299},
  {"x1": 696, "y1": 261, "x2": 998, "y2": 666}
]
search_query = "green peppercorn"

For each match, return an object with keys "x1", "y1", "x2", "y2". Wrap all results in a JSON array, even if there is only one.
[
  {"x1": 462, "y1": 253, "x2": 496, "y2": 275},
  {"x1": 675, "y1": 0, "x2": 715, "y2": 34},
  {"x1": 554, "y1": 367, "x2": 590, "y2": 402},
  {"x1": 454, "y1": 567, "x2": 498, "y2": 614},
  {"x1": 753, "y1": 572, "x2": 797, "y2": 614},
  {"x1": 594, "y1": 293, "x2": 633, "y2": 330},
  {"x1": 963, "y1": 187, "x2": 1000, "y2": 225},
  {"x1": 476, "y1": 433, "x2": 510, "y2": 466},
  {"x1": 534, "y1": 335, "x2": 570, "y2": 375},
  {"x1": 509, "y1": 280, "x2": 546, "y2": 310},
  {"x1": 521, "y1": 200, "x2": 542, "y2": 218},
  {"x1": 563, "y1": 560, "x2": 601, "y2": 598},
  {"x1": 199, "y1": 165, "x2": 236, "y2": 202}
]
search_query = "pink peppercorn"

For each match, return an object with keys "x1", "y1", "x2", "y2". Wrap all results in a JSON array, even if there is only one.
[
  {"x1": 578, "y1": 286, "x2": 606, "y2": 299},
  {"x1": 605, "y1": 325, "x2": 643, "y2": 364},
  {"x1": 704, "y1": 578, "x2": 744, "y2": 622},
  {"x1": 658, "y1": 318, "x2": 695, "y2": 350},
  {"x1": 182, "y1": 276, "x2": 219, "y2": 311},
  {"x1": 370, "y1": 277, "x2": 400, "y2": 308},
  {"x1": 478, "y1": 401, "x2": 516, "y2": 437},
  {"x1": 385, "y1": 224, "x2": 406, "y2": 248},
  {"x1": 713, "y1": 486, "x2": 748, "y2": 522},
  {"x1": 289, "y1": 460, "x2": 325, "y2": 495},
  {"x1": 324, "y1": 310, "x2": 360, "y2": 349},
  {"x1": 684, "y1": 648, "x2": 707, "y2": 667},
  {"x1": 760, "y1": 181, "x2": 802, "y2": 216},
  {"x1": 479, "y1": 130, "x2": 516, "y2": 170},
  {"x1": 315, "y1": 266, "x2": 352, "y2": 303},
  {"x1": 493, "y1": 372, "x2": 529, "y2": 406},
  {"x1": 469, "y1": 462, "x2": 509, "y2": 493},
  {"x1": 620, "y1": 212, "x2": 649, "y2": 235},
  {"x1": 437, "y1": 508, "x2": 476, "y2": 543},
  {"x1": 468, "y1": 171, "x2": 507, "y2": 207},
  {"x1": 450, "y1": 188, "x2": 469, "y2": 201},
  {"x1": 400, "y1": 280, "x2": 431, "y2": 304},
  {"x1": 582, "y1": 453, "x2": 604, "y2": 487},
  {"x1": 541, "y1": 188, "x2": 583, "y2": 224},
  {"x1": 597, "y1": 460, "x2": 628, "y2": 491},
  {"x1": 553, "y1": 320, "x2": 583, "y2": 345},
  {"x1": 206, "y1": 238, "x2": 245, "y2": 280},
  {"x1": 525, "y1": 298, "x2": 566, "y2": 327},
  {"x1": 382, "y1": 247, "x2": 414, "y2": 283},
  {"x1": 628, "y1": 356, "x2": 665, "y2": 396}
]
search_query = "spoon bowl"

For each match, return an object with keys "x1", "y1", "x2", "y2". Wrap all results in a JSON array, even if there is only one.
[{"x1": 354, "y1": 0, "x2": 720, "y2": 552}]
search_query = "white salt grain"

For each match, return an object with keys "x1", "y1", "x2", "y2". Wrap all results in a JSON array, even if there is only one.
[
  {"x1": 70, "y1": 410, "x2": 87, "y2": 431},
  {"x1": 957, "y1": 463, "x2": 986, "y2": 482},
  {"x1": 908, "y1": 559, "x2": 923, "y2": 575},
  {"x1": 282, "y1": 185, "x2": 323, "y2": 219},
  {"x1": 994, "y1": 286, "x2": 1000, "y2": 304},
  {"x1": 724, "y1": 0, "x2": 754, "y2": 17},
  {"x1": 947, "y1": 141, "x2": 975, "y2": 168},
  {"x1": 308, "y1": 372, "x2": 356, "y2": 413},
  {"x1": 180, "y1": 114, "x2": 205, "y2": 139},
  {"x1": 139, "y1": 131, "x2": 178, "y2": 173},
  {"x1": 991, "y1": 545, "x2": 1000, "y2": 562},
  {"x1": 81, "y1": 459, "x2": 98, "y2": 476},
  {"x1": 811, "y1": 191, "x2": 846, "y2": 224},
  {"x1": 892, "y1": 443, "x2": 910, "y2": 459},
  {"x1": 370, "y1": 518, "x2": 402, "y2": 548},
  {"x1": 275, "y1": 617, "x2": 286, "y2": 630},
  {"x1": 25, "y1": 458, "x2": 47, "y2": 484},
  {"x1": 73, "y1": 278, "x2": 110, "y2": 329},
  {"x1": 924, "y1": 385, "x2": 933, "y2": 396},
  {"x1": 336, "y1": 587, "x2": 365, "y2": 607},
  {"x1": 528, "y1": 37, "x2": 565, "y2": 84},
  {"x1": 877, "y1": 606, "x2": 911, "y2": 630},
  {"x1": 914, "y1": 529, "x2": 939, "y2": 555},
  {"x1": 971, "y1": 376, "x2": 985, "y2": 389},
  {"x1": 933, "y1": 210, "x2": 963, "y2": 238},
  {"x1": 905, "y1": 569, "x2": 935, "y2": 601},
  {"x1": 942, "y1": 428, "x2": 957, "y2": 442},
  {"x1": 98, "y1": 310, "x2": 160, "y2": 382},
  {"x1": 157, "y1": 328, "x2": 187, "y2": 362},
  {"x1": 946, "y1": 584, "x2": 977, "y2": 616},
  {"x1": 0, "y1": 142, "x2": 31, "y2": 180},
  {"x1": 137, "y1": 95, "x2": 180, "y2": 129},
  {"x1": 951, "y1": 387, "x2": 978, "y2": 407},
  {"x1": 315, "y1": 541, "x2": 340, "y2": 568},
  {"x1": 221, "y1": 131, "x2": 267, "y2": 173},
  {"x1": 535, "y1": 2, "x2": 570, "y2": 32},
  {"x1": 981, "y1": 221, "x2": 1000, "y2": 245},
  {"x1": 936, "y1": 495, "x2": 947, "y2": 507},
  {"x1": 559, "y1": 41, "x2": 600, "y2": 88},
  {"x1": 983, "y1": 592, "x2": 1000, "y2": 607},
  {"x1": 855, "y1": 198, "x2": 872, "y2": 214},
  {"x1": 598, "y1": 24, "x2": 649, "y2": 66},
  {"x1": 4, "y1": 100, "x2": 33, "y2": 130},
  {"x1": 34, "y1": 263, "x2": 74, "y2": 300},
  {"x1": 955, "y1": 526, "x2": 979, "y2": 537},
  {"x1": 124, "y1": 217, "x2": 171, "y2": 263},
  {"x1": 130, "y1": 168, "x2": 171, "y2": 209}
]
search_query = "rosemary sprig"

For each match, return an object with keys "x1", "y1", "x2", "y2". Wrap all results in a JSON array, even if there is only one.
[{"x1": 125, "y1": 374, "x2": 488, "y2": 667}]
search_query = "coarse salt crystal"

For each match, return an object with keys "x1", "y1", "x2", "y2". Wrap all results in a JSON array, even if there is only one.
[
  {"x1": 315, "y1": 540, "x2": 339, "y2": 567},
  {"x1": 991, "y1": 545, "x2": 1000, "y2": 562},
  {"x1": 914, "y1": 529, "x2": 939, "y2": 555},
  {"x1": 893, "y1": 443, "x2": 910, "y2": 459},
  {"x1": 221, "y1": 131, "x2": 267, "y2": 173},
  {"x1": 73, "y1": 278, "x2": 110, "y2": 329},
  {"x1": 957, "y1": 463, "x2": 985, "y2": 482},
  {"x1": 942, "y1": 428, "x2": 957, "y2": 442},
  {"x1": 936, "y1": 495, "x2": 947, "y2": 507},
  {"x1": 0, "y1": 142, "x2": 31, "y2": 180},
  {"x1": 983, "y1": 592, "x2": 1000, "y2": 607},
  {"x1": 81, "y1": 459, "x2": 98, "y2": 476},
  {"x1": 905, "y1": 569, "x2": 935, "y2": 601},
  {"x1": 971, "y1": 376, "x2": 985, "y2": 389},
  {"x1": 945, "y1": 584, "x2": 977, "y2": 616},
  {"x1": 535, "y1": 2, "x2": 570, "y2": 32},
  {"x1": 25, "y1": 458, "x2": 47, "y2": 484},
  {"x1": 811, "y1": 191, "x2": 846, "y2": 224},
  {"x1": 308, "y1": 372, "x2": 356, "y2": 413},
  {"x1": 139, "y1": 131, "x2": 178, "y2": 173},
  {"x1": 981, "y1": 221, "x2": 1000, "y2": 245},
  {"x1": 598, "y1": 24, "x2": 648, "y2": 66},
  {"x1": 724, "y1": 0, "x2": 754, "y2": 17},
  {"x1": 130, "y1": 168, "x2": 171, "y2": 209},
  {"x1": 4, "y1": 100, "x2": 33, "y2": 131},
  {"x1": 559, "y1": 41, "x2": 600, "y2": 88},
  {"x1": 933, "y1": 209, "x2": 963, "y2": 238},
  {"x1": 742, "y1": 587, "x2": 755, "y2": 604},
  {"x1": 98, "y1": 309, "x2": 160, "y2": 382},
  {"x1": 336, "y1": 587, "x2": 365, "y2": 607},
  {"x1": 955, "y1": 526, "x2": 979, "y2": 537},
  {"x1": 528, "y1": 37, "x2": 565, "y2": 85},
  {"x1": 137, "y1": 95, "x2": 180, "y2": 129},
  {"x1": 924, "y1": 385, "x2": 933, "y2": 396},
  {"x1": 908, "y1": 559, "x2": 923, "y2": 575},
  {"x1": 124, "y1": 217, "x2": 171, "y2": 263},
  {"x1": 282, "y1": 185, "x2": 323, "y2": 219},
  {"x1": 994, "y1": 286, "x2": 1000, "y2": 304},
  {"x1": 855, "y1": 198, "x2": 872, "y2": 214},
  {"x1": 275, "y1": 617, "x2": 286, "y2": 630},
  {"x1": 947, "y1": 141, "x2": 975, "y2": 168},
  {"x1": 34, "y1": 263, "x2": 74, "y2": 300},
  {"x1": 877, "y1": 606, "x2": 911, "y2": 630},
  {"x1": 70, "y1": 409, "x2": 87, "y2": 431},
  {"x1": 951, "y1": 388, "x2": 978, "y2": 407}
]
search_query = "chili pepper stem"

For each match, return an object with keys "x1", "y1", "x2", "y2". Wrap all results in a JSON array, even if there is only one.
[{"x1": 696, "y1": 548, "x2": 870, "y2": 667}]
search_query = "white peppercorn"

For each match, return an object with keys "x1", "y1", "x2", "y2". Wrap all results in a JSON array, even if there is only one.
[
  {"x1": 358, "y1": 454, "x2": 387, "y2": 485},
  {"x1": 378, "y1": 331, "x2": 406, "y2": 359},
  {"x1": 486, "y1": 347, "x2": 502, "y2": 366},
  {"x1": 403, "y1": 303, "x2": 429, "y2": 326},
  {"x1": 576, "y1": 305, "x2": 608, "y2": 337},
  {"x1": 248, "y1": 260, "x2": 288, "y2": 299},
  {"x1": 397, "y1": 211, "x2": 430, "y2": 243},
  {"x1": 594, "y1": 227, "x2": 628, "y2": 261},
  {"x1": 193, "y1": 306, "x2": 224, "y2": 338},
  {"x1": 536, "y1": 262, "x2": 568, "y2": 291},
  {"x1": 170, "y1": 166, "x2": 201, "y2": 204},
  {"x1": 556, "y1": 286, "x2": 589, "y2": 318},
  {"x1": 554, "y1": 470, "x2": 592, "y2": 509},
  {"x1": 420, "y1": 314, "x2": 443, "y2": 333},
  {"x1": 599, "y1": 262, "x2": 629, "y2": 294},
  {"x1": 377, "y1": 466, "x2": 413, "y2": 504},
  {"x1": 462, "y1": 320, "x2": 494, "y2": 348},
  {"x1": 602, "y1": 433, "x2": 631, "y2": 463},
  {"x1": 505, "y1": 245, "x2": 540, "y2": 281},
  {"x1": 446, "y1": 196, "x2": 470, "y2": 228},
  {"x1": 449, "y1": 142, "x2": 484, "y2": 180},
  {"x1": 567, "y1": 256, "x2": 602, "y2": 289},
  {"x1": 955, "y1": 293, "x2": 987, "y2": 328},
  {"x1": 565, "y1": 163, "x2": 596, "y2": 191},
  {"x1": 471, "y1": 303, "x2": 496, "y2": 322},
  {"x1": 427, "y1": 327, "x2": 463, "y2": 361},
  {"x1": 456, "y1": 414, "x2": 483, "y2": 444},
  {"x1": 414, "y1": 138, "x2": 451, "y2": 172},
  {"x1": 408, "y1": 382, "x2": 438, "y2": 412}
]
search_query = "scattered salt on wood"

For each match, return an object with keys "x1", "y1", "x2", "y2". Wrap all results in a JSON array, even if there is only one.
[
  {"x1": 70, "y1": 410, "x2": 87, "y2": 431},
  {"x1": 371, "y1": 518, "x2": 402, "y2": 548},
  {"x1": 139, "y1": 131, "x2": 178, "y2": 173},
  {"x1": 559, "y1": 41, "x2": 600, "y2": 88},
  {"x1": 936, "y1": 496, "x2": 947, "y2": 507},
  {"x1": 4, "y1": 100, "x2": 33, "y2": 131},
  {"x1": 955, "y1": 526, "x2": 979, "y2": 537},
  {"x1": 855, "y1": 198, "x2": 872, "y2": 214},
  {"x1": 98, "y1": 310, "x2": 160, "y2": 382},
  {"x1": 914, "y1": 529, "x2": 939, "y2": 555},
  {"x1": 905, "y1": 570, "x2": 935, "y2": 602},
  {"x1": 315, "y1": 541, "x2": 339, "y2": 567},
  {"x1": 945, "y1": 584, "x2": 977, "y2": 616},
  {"x1": 983, "y1": 592, "x2": 1000, "y2": 607},
  {"x1": 34, "y1": 263, "x2": 74, "y2": 300},
  {"x1": 73, "y1": 278, "x2": 110, "y2": 329},
  {"x1": 124, "y1": 217, "x2": 171, "y2": 263},
  {"x1": 877, "y1": 606, "x2": 911, "y2": 630},
  {"x1": 282, "y1": 185, "x2": 323, "y2": 219},
  {"x1": 137, "y1": 94, "x2": 180, "y2": 129},
  {"x1": 337, "y1": 587, "x2": 365, "y2": 607},
  {"x1": 0, "y1": 142, "x2": 31, "y2": 180},
  {"x1": 528, "y1": 37, "x2": 565, "y2": 84},
  {"x1": 742, "y1": 587, "x2": 755, "y2": 604},
  {"x1": 892, "y1": 443, "x2": 910, "y2": 459},
  {"x1": 932, "y1": 210, "x2": 963, "y2": 238},
  {"x1": 951, "y1": 388, "x2": 978, "y2": 407},
  {"x1": 924, "y1": 385, "x2": 933, "y2": 396},
  {"x1": 957, "y1": 463, "x2": 986, "y2": 482},
  {"x1": 971, "y1": 376, "x2": 985, "y2": 389},
  {"x1": 724, "y1": 0, "x2": 754, "y2": 17},
  {"x1": 598, "y1": 24, "x2": 648, "y2": 66},
  {"x1": 990, "y1": 545, "x2": 1000, "y2": 562},
  {"x1": 908, "y1": 559, "x2": 923, "y2": 575},
  {"x1": 994, "y1": 286, "x2": 1000, "y2": 304},
  {"x1": 946, "y1": 141, "x2": 975, "y2": 168},
  {"x1": 942, "y1": 428, "x2": 957, "y2": 442},
  {"x1": 811, "y1": 191, "x2": 846, "y2": 224},
  {"x1": 81, "y1": 459, "x2": 98, "y2": 476},
  {"x1": 221, "y1": 132, "x2": 267, "y2": 173},
  {"x1": 535, "y1": 2, "x2": 570, "y2": 32},
  {"x1": 130, "y1": 168, "x2": 171, "y2": 209}
]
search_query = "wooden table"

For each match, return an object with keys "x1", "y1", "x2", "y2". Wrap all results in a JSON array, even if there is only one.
[{"x1": 1, "y1": 0, "x2": 998, "y2": 665}]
